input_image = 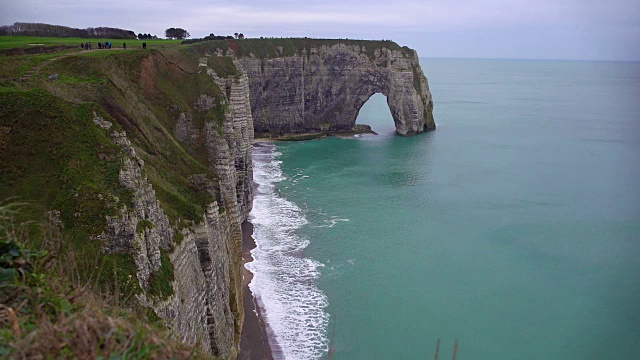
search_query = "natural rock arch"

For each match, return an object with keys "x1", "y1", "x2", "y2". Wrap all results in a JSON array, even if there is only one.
[
  {"x1": 354, "y1": 93, "x2": 395, "y2": 130},
  {"x1": 236, "y1": 42, "x2": 435, "y2": 137}
]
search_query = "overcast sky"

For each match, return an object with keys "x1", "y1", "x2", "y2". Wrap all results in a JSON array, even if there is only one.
[{"x1": 1, "y1": 0, "x2": 639, "y2": 61}]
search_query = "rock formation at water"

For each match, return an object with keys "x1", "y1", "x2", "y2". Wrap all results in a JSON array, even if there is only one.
[{"x1": 234, "y1": 41, "x2": 435, "y2": 136}]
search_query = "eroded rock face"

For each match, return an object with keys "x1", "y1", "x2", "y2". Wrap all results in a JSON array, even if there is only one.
[
  {"x1": 173, "y1": 112, "x2": 200, "y2": 146},
  {"x1": 237, "y1": 43, "x2": 435, "y2": 136},
  {"x1": 201, "y1": 56, "x2": 254, "y2": 353},
  {"x1": 93, "y1": 52, "x2": 254, "y2": 358}
]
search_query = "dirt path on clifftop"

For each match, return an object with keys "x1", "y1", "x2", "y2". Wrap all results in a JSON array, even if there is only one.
[{"x1": 20, "y1": 48, "x2": 128, "y2": 81}]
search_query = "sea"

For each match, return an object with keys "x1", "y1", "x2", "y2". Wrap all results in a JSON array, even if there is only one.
[{"x1": 245, "y1": 58, "x2": 640, "y2": 359}]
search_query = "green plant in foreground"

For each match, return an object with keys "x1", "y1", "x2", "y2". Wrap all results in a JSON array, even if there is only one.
[{"x1": 0, "y1": 204, "x2": 213, "y2": 359}]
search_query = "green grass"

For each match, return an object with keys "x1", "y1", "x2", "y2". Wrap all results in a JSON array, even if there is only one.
[
  {"x1": 0, "y1": 89, "x2": 130, "y2": 222},
  {"x1": 0, "y1": 210, "x2": 213, "y2": 359},
  {"x1": 53, "y1": 73, "x2": 107, "y2": 84},
  {"x1": 173, "y1": 230, "x2": 185, "y2": 245},
  {"x1": 13, "y1": 49, "x2": 224, "y2": 227},
  {"x1": 76, "y1": 49, "x2": 144, "y2": 57},
  {"x1": 0, "y1": 35, "x2": 182, "y2": 83},
  {"x1": 207, "y1": 56, "x2": 241, "y2": 77},
  {"x1": 136, "y1": 219, "x2": 156, "y2": 234},
  {"x1": 0, "y1": 50, "x2": 76, "y2": 79},
  {"x1": 0, "y1": 88, "x2": 139, "y2": 297},
  {"x1": 0, "y1": 36, "x2": 182, "y2": 50},
  {"x1": 0, "y1": 49, "x2": 225, "y2": 302},
  {"x1": 101, "y1": 253, "x2": 143, "y2": 299},
  {"x1": 412, "y1": 63, "x2": 423, "y2": 95},
  {"x1": 146, "y1": 249, "x2": 175, "y2": 300}
]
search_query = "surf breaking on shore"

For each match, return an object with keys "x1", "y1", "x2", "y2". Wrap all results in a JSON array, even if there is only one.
[{"x1": 245, "y1": 143, "x2": 330, "y2": 359}]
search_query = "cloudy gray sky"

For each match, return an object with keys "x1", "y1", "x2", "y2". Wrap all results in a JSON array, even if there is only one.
[{"x1": 1, "y1": 0, "x2": 639, "y2": 60}]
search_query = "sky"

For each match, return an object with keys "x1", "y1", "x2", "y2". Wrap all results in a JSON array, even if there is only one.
[{"x1": 1, "y1": 0, "x2": 639, "y2": 61}]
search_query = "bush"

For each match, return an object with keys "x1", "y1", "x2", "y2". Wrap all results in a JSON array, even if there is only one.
[
  {"x1": 0, "y1": 203, "x2": 210, "y2": 359},
  {"x1": 0, "y1": 22, "x2": 137, "y2": 39}
]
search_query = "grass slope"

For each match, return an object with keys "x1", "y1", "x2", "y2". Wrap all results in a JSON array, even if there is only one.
[
  {"x1": 0, "y1": 88, "x2": 141, "y2": 291},
  {"x1": 0, "y1": 36, "x2": 182, "y2": 50},
  {"x1": 0, "y1": 204, "x2": 213, "y2": 358},
  {"x1": 32, "y1": 49, "x2": 224, "y2": 224},
  {"x1": 0, "y1": 42, "x2": 234, "y2": 358}
]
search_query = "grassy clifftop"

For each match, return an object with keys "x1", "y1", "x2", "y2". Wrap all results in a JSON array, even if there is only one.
[
  {"x1": 0, "y1": 43, "x2": 237, "y2": 358},
  {"x1": 0, "y1": 36, "x2": 182, "y2": 50},
  {"x1": 5, "y1": 49, "x2": 229, "y2": 223}
]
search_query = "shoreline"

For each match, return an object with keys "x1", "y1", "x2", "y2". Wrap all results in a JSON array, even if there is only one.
[{"x1": 239, "y1": 219, "x2": 282, "y2": 360}]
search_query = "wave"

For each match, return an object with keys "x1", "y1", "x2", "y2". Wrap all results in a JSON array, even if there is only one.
[
  {"x1": 246, "y1": 143, "x2": 330, "y2": 360},
  {"x1": 312, "y1": 216, "x2": 350, "y2": 228}
]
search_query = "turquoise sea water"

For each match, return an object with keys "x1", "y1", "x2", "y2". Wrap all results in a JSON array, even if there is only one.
[{"x1": 248, "y1": 59, "x2": 640, "y2": 359}]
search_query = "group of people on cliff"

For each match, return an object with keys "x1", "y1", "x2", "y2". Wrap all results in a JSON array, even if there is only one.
[
  {"x1": 80, "y1": 41, "x2": 148, "y2": 50},
  {"x1": 81, "y1": 41, "x2": 113, "y2": 50}
]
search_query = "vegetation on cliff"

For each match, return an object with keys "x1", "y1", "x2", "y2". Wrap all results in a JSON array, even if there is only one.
[
  {"x1": 0, "y1": 203, "x2": 213, "y2": 358},
  {"x1": 0, "y1": 39, "x2": 236, "y2": 358}
]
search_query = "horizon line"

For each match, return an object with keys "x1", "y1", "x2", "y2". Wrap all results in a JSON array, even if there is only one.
[{"x1": 420, "y1": 56, "x2": 640, "y2": 63}]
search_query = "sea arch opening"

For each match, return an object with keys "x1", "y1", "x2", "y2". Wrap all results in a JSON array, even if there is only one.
[{"x1": 355, "y1": 93, "x2": 396, "y2": 135}]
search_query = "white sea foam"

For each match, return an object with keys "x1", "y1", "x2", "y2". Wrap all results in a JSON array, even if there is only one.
[
  {"x1": 246, "y1": 143, "x2": 329, "y2": 360},
  {"x1": 290, "y1": 170, "x2": 310, "y2": 184},
  {"x1": 312, "y1": 216, "x2": 350, "y2": 228}
]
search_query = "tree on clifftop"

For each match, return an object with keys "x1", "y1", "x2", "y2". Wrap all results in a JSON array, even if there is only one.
[{"x1": 164, "y1": 28, "x2": 190, "y2": 39}]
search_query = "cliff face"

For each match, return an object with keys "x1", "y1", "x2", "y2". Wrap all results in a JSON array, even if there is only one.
[
  {"x1": 1, "y1": 49, "x2": 254, "y2": 358},
  {"x1": 233, "y1": 42, "x2": 434, "y2": 136},
  {"x1": 125, "y1": 54, "x2": 254, "y2": 357}
]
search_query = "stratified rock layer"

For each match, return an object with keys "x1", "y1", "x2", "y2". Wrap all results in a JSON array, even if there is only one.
[
  {"x1": 237, "y1": 43, "x2": 435, "y2": 136},
  {"x1": 94, "y1": 53, "x2": 254, "y2": 358}
]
